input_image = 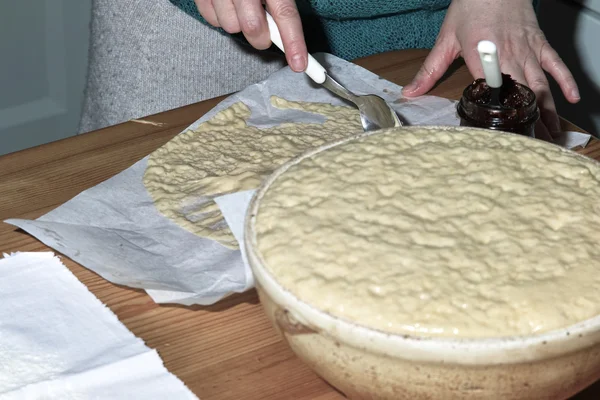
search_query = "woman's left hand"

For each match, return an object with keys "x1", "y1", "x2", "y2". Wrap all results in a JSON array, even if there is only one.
[{"x1": 401, "y1": 0, "x2": 580, "y2": 141}]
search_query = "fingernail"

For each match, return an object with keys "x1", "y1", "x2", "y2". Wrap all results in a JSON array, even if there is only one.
[
  {"x1": 571, "y1": 88, "x2": 580, "y2": 101},
  {"x1": 402, "y1": 81, "x2": 418, "y2": 94},
  {"x1": 290, "y1": 54, "x2": 306, "y2": 72}
]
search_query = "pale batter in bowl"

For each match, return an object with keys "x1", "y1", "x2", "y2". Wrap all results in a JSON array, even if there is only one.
[
  {"x1": 245, "y1": 126, "x2": 600, "y2": 399},
  {"x1": 254, "y1": 126, "x2": 600, "y2": 338}
]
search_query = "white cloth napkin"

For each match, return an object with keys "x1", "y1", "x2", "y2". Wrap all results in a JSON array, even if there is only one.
[{"x1": 0, "y1": 252, "x2": 198, "y2": 400}]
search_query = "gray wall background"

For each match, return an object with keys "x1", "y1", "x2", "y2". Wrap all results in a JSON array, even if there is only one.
[{"x1": 0, "y1": 1, "x2": 91, "y2": 156}]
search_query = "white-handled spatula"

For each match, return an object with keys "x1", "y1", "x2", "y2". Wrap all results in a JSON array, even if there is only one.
[
  {"x1": 265, "y1": 11, "x2": 402, "y2": 131},
  {"x1": 477, "y1": 40, "x2": 504, "y2": 108}
]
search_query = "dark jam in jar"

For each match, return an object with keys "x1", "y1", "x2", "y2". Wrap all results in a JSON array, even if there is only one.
[{"x1": 457, "y1": 74, "x2": 539, "y2": 138}]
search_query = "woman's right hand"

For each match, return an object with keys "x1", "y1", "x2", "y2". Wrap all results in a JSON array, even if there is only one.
[{"x1": 194, "y1": 0, "x2": 308, "y2": 72}]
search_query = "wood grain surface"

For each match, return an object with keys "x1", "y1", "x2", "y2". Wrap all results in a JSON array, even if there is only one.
[{"x1": 0, "y1": 49, "x2": 598, "y2": 399}]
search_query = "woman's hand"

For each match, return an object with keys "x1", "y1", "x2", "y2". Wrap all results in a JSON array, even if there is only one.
[
  {"x1": 402, "y1": 0, "x2": 580, "y2": 141},
  {"x1": 194, "y1": 0, "x2": 308, "y2": 72}
]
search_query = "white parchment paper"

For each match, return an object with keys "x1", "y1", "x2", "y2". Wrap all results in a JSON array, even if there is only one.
[{"x1": 5, "y1": 54, "x2": 591, "y2": 305}]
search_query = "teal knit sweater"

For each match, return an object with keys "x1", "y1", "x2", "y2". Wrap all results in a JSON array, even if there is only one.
[
  {"x1": 170, "y1": 0, "x2": 450, "y2": 60},
  {"x1": 169, "y1": 0, "x2": 538, "y2": 61}
]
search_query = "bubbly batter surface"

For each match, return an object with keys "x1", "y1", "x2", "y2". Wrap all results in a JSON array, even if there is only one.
[
  {"x1": 255, "y1": 127, "x2": 600, "y2": 338},
  {"x1": 143, "y1": 97, "x2": 361, "y2": 248}
]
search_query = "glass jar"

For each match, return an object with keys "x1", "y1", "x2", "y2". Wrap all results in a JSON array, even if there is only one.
[{"x1": 456, "y1": 76, "x2": 539, "y2": 138}]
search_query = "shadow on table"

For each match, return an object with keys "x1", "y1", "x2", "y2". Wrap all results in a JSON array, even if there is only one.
[{"x1": 162, "y1": 290, "x2": 260, "y2": 313}]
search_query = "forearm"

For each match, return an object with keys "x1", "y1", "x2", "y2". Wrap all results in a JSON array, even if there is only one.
[{"x1": 449, "y1": 0, "x2": 539, "y2": 12}]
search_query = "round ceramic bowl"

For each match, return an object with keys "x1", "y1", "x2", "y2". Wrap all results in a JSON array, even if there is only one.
[{"x1": 244, "y1": 126, "x2": 600, "y2": 399}]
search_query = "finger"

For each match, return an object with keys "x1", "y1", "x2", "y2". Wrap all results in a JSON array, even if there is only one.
[
  {"x1": 537, "y1": 42, "x2": 580, "y2": 104},
  {"x1": 195, "y1": 0, "x2": 220, "y2": 27},
  {"x1": 233, "y1": 0, "x2": 270, "y2": 50},
  {"x1": 213, "y1": 0, "x2": 240, "y2": 33},
  {"x1": 461, "y1": 41, "x2": 485, "y2": 80},
  {"x1": 402, "y1": 35, "x2": 458, "y2": 97},
  {"x1": 523, "y1": 59, "x2": 562, "y2": 137},
  {"x1": 267, "y1": 0, "x2": 307, "y2": 72},
  {"x1": 504, "y1": 60, "x2": 555, "y2": 142},
  {"x1": 500, "y1": 61, "x2": 527, "y2": 86}
]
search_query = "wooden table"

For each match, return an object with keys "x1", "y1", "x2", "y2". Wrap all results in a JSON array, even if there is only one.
[{"x1": 1, "y1": 49, "x2": 599, "y2": 399}]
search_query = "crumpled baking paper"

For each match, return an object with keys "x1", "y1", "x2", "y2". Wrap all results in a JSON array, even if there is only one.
[{"x1": 5, "y1": 53, "x2": 592, "y2": 305}]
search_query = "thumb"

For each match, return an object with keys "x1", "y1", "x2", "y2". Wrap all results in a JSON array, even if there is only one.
[{"x1": 402, "y1": 36, "x2": 458, "y2": 97}]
